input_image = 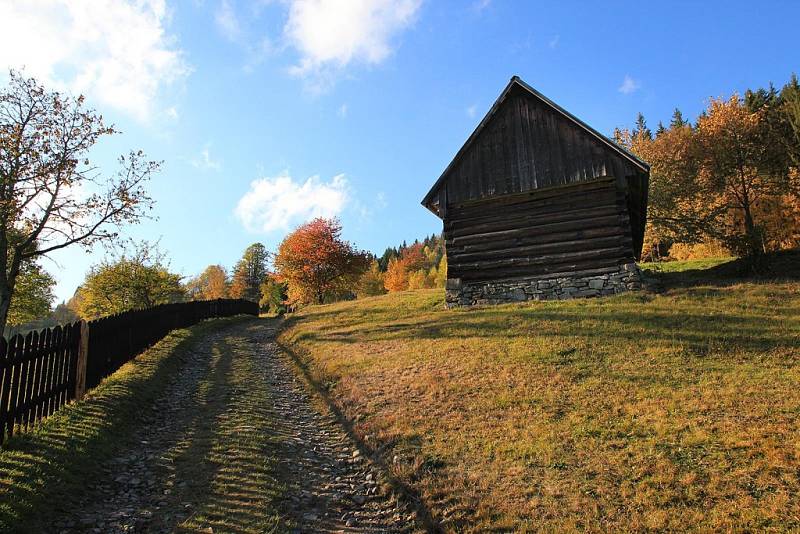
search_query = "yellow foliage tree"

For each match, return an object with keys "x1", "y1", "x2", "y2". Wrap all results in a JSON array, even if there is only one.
[
  {"x1": 624, "y1": 95, "x2": 799, "y2": 260},
  {"x1": 384, "y1": 256, "x2": 409, "y2": 292},
  {"x1": 406, "y1": 269, "x2": 427, "y2": 290},
  {"x1": 356, "y1": 260, "x2": 387, "y2": 298}
]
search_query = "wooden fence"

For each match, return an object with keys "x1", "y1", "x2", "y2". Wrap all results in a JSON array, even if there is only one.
[{"x1": 0, "y1": 298, "x2": 257, "y2": 445}]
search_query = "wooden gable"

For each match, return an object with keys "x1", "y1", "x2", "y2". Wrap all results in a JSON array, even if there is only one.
[{"x1": 421, "y1": 77, "x2": 649, "y2": 218}]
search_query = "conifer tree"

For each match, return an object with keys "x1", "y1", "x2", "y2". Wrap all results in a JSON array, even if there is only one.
[
  {"x1": 634, "y1": 112, "x2": 652, "y2": 140},
  {"x1": 670, "y1": 108, "x2": 689, "y2": 129}
]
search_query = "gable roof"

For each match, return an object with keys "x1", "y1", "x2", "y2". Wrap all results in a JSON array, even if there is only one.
[{"x1": 421, "y1": 76, "x2": 650, "y2": 214}]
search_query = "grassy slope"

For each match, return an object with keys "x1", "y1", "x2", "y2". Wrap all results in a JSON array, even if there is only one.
[
  {"x1": 280, "y1": 257, "x2": 800, "y2": 532},
  {"x1": 0, "y1": 316, "x2": 260, "y2": 532}
]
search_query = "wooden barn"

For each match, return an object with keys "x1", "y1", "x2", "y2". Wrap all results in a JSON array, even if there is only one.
[{"x1": 421, "y1": 76, "x2": 650, "y2": 306}]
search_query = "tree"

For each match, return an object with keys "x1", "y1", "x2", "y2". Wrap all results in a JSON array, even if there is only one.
[
  {"x1": 670, "y1": 108, "x2": 689, "y2": 129},
  {"x1": 377, "y1": 246, "x2": 399, "y2": 271},
  {"x1": 6, "y1": 260, "x2": 54, "y2": 328},
  {"x1": 259, "y1": 275, "x2": 288, "y2": 314},
  {"x1": 77, "y1": 244, "x2": 184, "y2": 318},
  {"x1": 50, "y1": 302, "x2": 79, "y2": 324},
  {"x1": 188, "y1": 264, "x2": 229, "y2": 300},
  {"x1": 383, "y1": 256, "x2": 409, "y2": 292},
  {"x1": 694, "y1": 95, "x2": 790, "y2": 257},
  {"x1": 274, "y1": 218, "x2": 369, "y2": 305},
  {"x1": 434, "y1": 255, "x2": 447, "y2": 288},
  {"x1": 230, "y1": 243, "x2": 269, "y2": 302},
  {"x1": 356, "y1": 260, "x2": 387, "y2": 298},
  {"x1": 627, "y1": 120, "x2": 714, "y2": 250},
  {"x1": 634, "y1": 112, "x2": 652, "y2": 141},
  {"x1": 775, "y1": 74, "x2": 800, "y2": 168},
  {"x1": 624, "y1": 90, "x2": 797, "y2": 260},
  {"x1": 384, "y1": 243, "x2": 427, "y2": 292},
  {"x1": 0, "y1": 71, "x2": 156, "y2": 333}
]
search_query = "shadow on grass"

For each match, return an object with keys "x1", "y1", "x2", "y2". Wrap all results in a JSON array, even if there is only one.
[
  {"x1": 286, "y1": 302, "x2": 798, "y2": 358},
  {"x1": 166, "y1": 322, "x2": 286, "y2": 533},
  {"x1": 275, "y1": 334, "x2": 443, "y2": 534},
  {"x1": 642, "y1": 248, "x2": 800, "y2": 289},
  {"x1": 0, "y1": 316, "x2": 279, "y2": 533}
]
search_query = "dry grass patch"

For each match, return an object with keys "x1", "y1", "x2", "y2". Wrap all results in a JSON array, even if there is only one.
[{"x1": 279, "y1": 262, "x2": 800, "y2": 532}]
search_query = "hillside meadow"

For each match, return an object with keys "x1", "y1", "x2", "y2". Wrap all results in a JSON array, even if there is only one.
[{"x1": 279, "y1": 257, "x2": 800, "y2": 532}]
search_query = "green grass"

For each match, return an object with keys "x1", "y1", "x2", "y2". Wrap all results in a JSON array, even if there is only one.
[
  {"x1": 279, "y1": 257, "x2": 800, "y2": 532},
  {"x1": 0, "y1": 316, "x2": 276, "y2": 532},
  {"x1": 640, "y1": 256, "x2": 733, "y2": 273}
]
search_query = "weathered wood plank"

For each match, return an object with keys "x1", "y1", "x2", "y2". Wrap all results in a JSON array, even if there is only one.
[
  {"x1": 446, "y1": 203, "x2": 620, "y2": 237},
  {"x1": 446, "y1": 214, "x2": 625, "y2": 247},
  {"x1": 450, "y1": 234, "x2": 629, "y2": 262},
  {"x1": 452, "y1": 256, "x2": 626, "y2": 282},
  {"x1": 447, "y1": 225, "x2": 627, "y2": 255}
]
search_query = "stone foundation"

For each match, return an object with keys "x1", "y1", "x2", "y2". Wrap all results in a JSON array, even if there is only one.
[{"x1": 445, "y1": 262, "x2": 643, "y2": 307}]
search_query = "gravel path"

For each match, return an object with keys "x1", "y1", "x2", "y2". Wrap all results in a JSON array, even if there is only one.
[{"x1": 49, "y1": 319, "x2": 417, "y2": 533}]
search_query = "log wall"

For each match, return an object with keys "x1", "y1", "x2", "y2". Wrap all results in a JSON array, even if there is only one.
[{"x1": 444, "y1": 178, "x2": 635, "y2": 284}]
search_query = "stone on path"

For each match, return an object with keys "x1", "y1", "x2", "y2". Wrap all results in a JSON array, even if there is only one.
[{"x1": 45, "y1": 320, "x2": 417, "y2": 533}]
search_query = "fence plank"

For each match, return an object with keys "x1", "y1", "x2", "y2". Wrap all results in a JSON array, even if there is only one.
[
  {"x1": 11, "y1": 333, "x2": 34, "y2": 436},
  {"x1": 33, "y1": 328, "x2": 51, "y2": 423},
  {"x1": 3, "y1": 336, "x2": 19, "y2": 440},
  {"x1": 1, "y1": 299, "x2": 257, "y2": 446},
  {"x1": 45, "y1": 326, "x2": 62, "y2": 418},
  {"x1": 0, "y1": 338, "x2": 8, "y2": 445},
  {"x1": 74, "y1": 321, "x2": 89, "y2": 401}
]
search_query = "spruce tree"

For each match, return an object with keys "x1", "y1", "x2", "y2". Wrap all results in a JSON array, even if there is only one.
[
  {"x1": 670, "y1": 108, "x2": 688, "y2": 128},
  {"x1": 634, "y1": 112, "x2": 652, "y2": 140}
]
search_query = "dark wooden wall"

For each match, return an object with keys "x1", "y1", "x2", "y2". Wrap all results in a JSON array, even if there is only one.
[
  {"x1": 444, "y1": 178, "x2": 635, "y2": 283},
  {"x1": 437, "y1": 84, "x2": 645, "y2": 205}
]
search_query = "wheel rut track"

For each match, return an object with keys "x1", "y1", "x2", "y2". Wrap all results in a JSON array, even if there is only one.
[{"x1": 49, "y1": 319, "x2": 417, "y2": 533}]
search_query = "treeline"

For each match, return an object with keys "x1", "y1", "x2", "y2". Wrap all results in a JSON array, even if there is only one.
[
  {"x1": 271, "y1": 219, "x2": 447, "y2": 306},
  {"x1": 615, "y1": 73, "x2": 800, "y2": 262},
  {"x1": 357, "y1": 234, "x2": 447, "y2": 297},
  {"x1": 6, "y1": 241, "x2": 275, "y2": 336},
  {"x1": 9, "y1": 224, "x2": 450, "y2": 334}
]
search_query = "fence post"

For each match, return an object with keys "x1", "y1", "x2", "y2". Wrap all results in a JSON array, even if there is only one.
[{"x1": 74, "y1": 320, "x2": 89, "y2": 401}]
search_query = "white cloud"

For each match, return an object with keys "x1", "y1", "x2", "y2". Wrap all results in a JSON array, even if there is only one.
[
  {"x1": 212, "y1": 1, "x2": 274, "y2": 72},
  {"x1": 215, "y1": 0, "x2": 241, "y2": 41},
  {"x1": 466, "y1": 104, "x2": 478, "y2": 118},
  {"x1": 235, "y1": 172, "x2": 349, "y2": 232},
  {"x1": 191, "y1": 144, "x2": 221, "y2": 171},
  {"x1": 285, "y1": 0, "x2": 421, "y2": 82},
  {"x1": 0, "y1": 0, "x2": 190, "y2": 122},
  {"x1": 618, "y1": 74, "x2": 641, "y2": 95},
  {"x1": 337, "y1": 103, "x2": 348, "y2": 117},
  {"x1": 471, "y1": 0, "x2": 491, "y2": 12},
  {"x1": 548, "y1": 35, "x2": 560, "y2": 49}
]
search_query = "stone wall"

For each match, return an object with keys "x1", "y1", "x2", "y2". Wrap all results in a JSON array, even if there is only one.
[{"x1": 445, "y1": 263, "x2": 643, "y2": 307}]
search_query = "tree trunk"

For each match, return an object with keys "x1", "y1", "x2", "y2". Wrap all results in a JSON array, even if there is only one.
[
  {"x1": 0, "y1": 284, "x2": 12, "y2": 337},
  {"x1": 740, "y1": 198, "x2": 766, "y2": 273},
  {"x1": 742, "y1": 201, "x2": 762, "y2": 258}
]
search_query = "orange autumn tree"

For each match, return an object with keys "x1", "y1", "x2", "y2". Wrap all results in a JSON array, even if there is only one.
[
  {"x1": 189, "y1": 264, "x2": 229, "y2": 300},
  {"x1": 620, "y1": 94, "x2": 799, "y2": 260},
  {"x1": 384, "y1": 243, "x2": 427, "y2": 292},
  {"x1": 274, "y1": 218, "x2": 370, "y2": 306}
]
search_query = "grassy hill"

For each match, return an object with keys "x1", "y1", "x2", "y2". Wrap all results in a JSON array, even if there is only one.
[{"x1": 279, "y1": 255, "x2": 800, "y2": 532}]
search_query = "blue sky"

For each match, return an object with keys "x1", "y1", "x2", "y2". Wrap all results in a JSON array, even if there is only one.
[{"x1": 1, "y1": 0, "x2": 799, "y2": 303}]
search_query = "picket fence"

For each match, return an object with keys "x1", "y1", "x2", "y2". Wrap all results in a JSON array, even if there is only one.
[{"x1": 0, "y1": 298, "x2": 258, "y2": 445}]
